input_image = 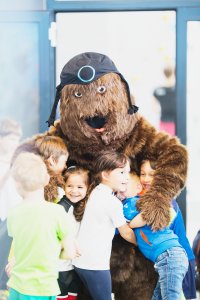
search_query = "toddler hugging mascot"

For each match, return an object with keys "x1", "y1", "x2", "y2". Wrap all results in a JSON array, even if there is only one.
[{"x1": 45, "y1": 52, "x2": 188, "y2": 299}]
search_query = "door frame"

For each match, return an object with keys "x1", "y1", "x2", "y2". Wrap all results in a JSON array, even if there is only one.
[
  {"x1": 47, "y1": 0, "x2": 200, "y2": 11},
  {"x1": 46, "y1": 0, "x2": 200, "y2": 224}
]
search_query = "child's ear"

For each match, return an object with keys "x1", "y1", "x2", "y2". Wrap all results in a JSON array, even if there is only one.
[
  {"x1": 48, "y1": 155, "x2": 56, "y2": 166},
  {"x1": 101, "y1": 170, "x2": 110, "y2": 181}
]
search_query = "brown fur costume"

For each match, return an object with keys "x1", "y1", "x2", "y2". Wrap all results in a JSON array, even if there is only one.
[
  {"x1": 49, "y1": 70, "x2": 187, "y2": 230},
  {"x1": 45, "y1": 52, "x2": 188, "y2": 300},
  {"x1": 27, "y1": 52, "x2": 187, "y2": 300}
]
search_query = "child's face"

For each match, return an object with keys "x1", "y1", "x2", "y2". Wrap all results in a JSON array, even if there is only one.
[
  {"x1": 48, "y1": 154, "x2": 68, "y2": 174},
  {"x1": 125, "y1": 173, "x2": 142, "y2": 198},
  {"x1": 65, "y1": 174, "x2": 88, "y2": 203},
  {"x1": 140, "y1": 160, "x2": 155, "y2": 191},
  {"x1": 102, "y1": 161, "x2": 130, "y2": 193},
  {"x1": 117, "y1": 173, "x2": 142, "y2": 200}
]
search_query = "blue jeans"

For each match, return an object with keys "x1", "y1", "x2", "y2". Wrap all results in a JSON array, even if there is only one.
[
  {"x1": 151, "y1": 247, "x2": 188, "y2": 300},
  {"x1": 74, "y1": 267, "x2": 112, "y2": 300}
]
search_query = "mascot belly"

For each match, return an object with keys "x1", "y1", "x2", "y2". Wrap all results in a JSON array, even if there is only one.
[{"x1": 44, "y1": 52, "x2": 187, "y2": 300}]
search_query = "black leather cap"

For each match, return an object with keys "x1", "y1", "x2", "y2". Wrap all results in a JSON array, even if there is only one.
[{"x1": 47, "y1": 52, "x2": 138, "y2": 126}]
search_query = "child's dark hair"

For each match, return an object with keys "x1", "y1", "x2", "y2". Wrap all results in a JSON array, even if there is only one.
[
  {"x1": 129, "y1": 156, "x2": 140, "y2": 175},
  {"x1": 93, "y1": 150, "x2": 129, "y2": 185},
  {"x1": 63, "y1": 166, "x2": 91, "y2": 222},
  {"x1": 139, "y1": 158, "x2": 157, "y2": 173}
]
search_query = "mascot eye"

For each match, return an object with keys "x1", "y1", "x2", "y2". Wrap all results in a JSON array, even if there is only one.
[
  {"x1": 97, "y1": 86, "x2": 106, "y2": 94},
  {"x1": 74, "y1": 91, "x2": 82, "y2": 98}
]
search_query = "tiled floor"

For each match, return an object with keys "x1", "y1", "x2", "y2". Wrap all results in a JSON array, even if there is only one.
[{"x1": 0, "y1": 290, "x2": 199, "y2": 299}]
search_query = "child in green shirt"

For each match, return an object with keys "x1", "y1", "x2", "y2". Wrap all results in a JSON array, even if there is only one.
[{"x1": 7, "y1": 152, "x2": 79, "y2": 300}]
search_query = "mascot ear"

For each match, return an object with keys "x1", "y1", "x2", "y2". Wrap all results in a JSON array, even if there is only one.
[
  {"x1": 128, "y1": 105, "x2": 139, "y2": 114},
  {"x1": 46, "y1": 84, "x2": 62, "y2": 127},
  {"x1": 119, "y1": 74, "x2": 139, "y2": 115}
]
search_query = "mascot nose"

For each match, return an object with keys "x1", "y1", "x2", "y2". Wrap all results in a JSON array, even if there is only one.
[
  {"x1": 77, "y1": 65, "x2": 96, "y2": 83},
  {"x1": 86, "y1": 116, "x2": 106, "y2": 129}
]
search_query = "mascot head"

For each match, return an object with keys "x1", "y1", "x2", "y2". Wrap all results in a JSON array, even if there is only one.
[{"x1": 48, "y1": 52, "x2": 139, "y2": 153}]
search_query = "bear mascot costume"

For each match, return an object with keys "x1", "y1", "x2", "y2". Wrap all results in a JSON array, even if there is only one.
[
  {"x1": 45, "y1": 52, "x2": 188, "y2": 300},
  {"x1": 18, "y1": 52, "x2": 188, "y2": 300}
]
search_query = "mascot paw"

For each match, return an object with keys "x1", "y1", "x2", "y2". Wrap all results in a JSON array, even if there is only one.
[{"x1": 137, "y1": 196, "x2": 170, "y2": 231}]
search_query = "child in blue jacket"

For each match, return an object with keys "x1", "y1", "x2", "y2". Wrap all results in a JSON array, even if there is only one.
[{"x1": 122, "y1": 159, "x2": 195, "y2": 300}]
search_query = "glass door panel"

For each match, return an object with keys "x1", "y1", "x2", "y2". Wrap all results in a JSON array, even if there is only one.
[{"x1": 0, "y1": 21, "x2": 39, "y2": 138}]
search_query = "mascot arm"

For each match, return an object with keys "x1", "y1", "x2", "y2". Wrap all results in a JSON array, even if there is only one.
[{"x1": 136, "y1": 134, "x2": 188, "y2": 231}]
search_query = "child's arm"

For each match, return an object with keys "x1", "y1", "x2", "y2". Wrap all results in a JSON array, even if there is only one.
[
  {"x1": 5, "y1": 256, "x2": 15, "y2": 277},
  {"x1": 60, "y1": 236, "x2": 81, "y2": 260},
  {"x1": 118, "y1": 223, "x2": 137, "y2": 245},
  {"x1": 129, "y1": 213, "x2": 146, "y2": 228}
]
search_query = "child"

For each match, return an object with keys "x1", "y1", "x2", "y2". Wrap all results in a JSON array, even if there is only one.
[
  {"x1": 57, "y1": 166, "x2": 91, "y2": 300},
  {"x1": 12, "y1": 134, "x2": 69, "y2": 202},
  {"x1": 139, "y1": 159, "x2": 196, "y2": 300},
  {"x1": 73, "y1": 150, "x2": 136, "y2": 300},
  {"x1": 34, "y1": 135, "x2": 69, "y2": 202},
  {"x1": 7, "y1": 152, "x2": 78, "y2": 300},
  {"x1": 0, "y1": 118, "x2": 22, "y2": 294},
  {"x1": 123, "y1": 159, "x2": 193, "y2": 300},
  {"x1": 0, "y1": 118, "x2": 22, "y2": 174}
]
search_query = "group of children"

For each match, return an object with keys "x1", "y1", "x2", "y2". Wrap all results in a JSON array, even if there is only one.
[{"x1": 3, "y1": 134, "x2": 197, "y2": 300}]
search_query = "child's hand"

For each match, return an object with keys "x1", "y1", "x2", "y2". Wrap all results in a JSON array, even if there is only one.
[
  {"x1": 74, "y1": 240, "x2": 81, "y2": 258},
  {"x1": 67, "y1": 239, "x2": 81, "y2": 259},
  {"x1": 60, "y1": 237, "x2": 81, "y2": 260},
  {"x1": 129, "y1": 213, "x2": 146, "y2": 229},
  {"x1": 5, "y1": 257, "x2": 15, "y2": 277}
]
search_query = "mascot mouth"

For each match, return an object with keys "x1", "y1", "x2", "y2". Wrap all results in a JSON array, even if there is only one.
[{"x1": 85, "y1": 116, "x2": 107, "y2": 133}]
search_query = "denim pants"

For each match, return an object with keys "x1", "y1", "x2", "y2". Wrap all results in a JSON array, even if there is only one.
[
  {"x1": 151, "y1": 247, "x2": 188, "y2": 300},
  {"x1": 74, "y1": 267, "x2": 112, "y2": 300}
]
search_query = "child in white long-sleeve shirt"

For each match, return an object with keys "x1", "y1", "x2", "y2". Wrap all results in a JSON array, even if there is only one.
[{"x1": 73, "y1": 150, "x2": 136, "y2": 300}]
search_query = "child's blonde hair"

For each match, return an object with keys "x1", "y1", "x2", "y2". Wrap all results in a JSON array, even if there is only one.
[
  {"x1": 11, "y1": 152, "x2": 48, "y2": 192},
  {"x1": 35, "y1": 135, "x2": 68, "y2": 162}
]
